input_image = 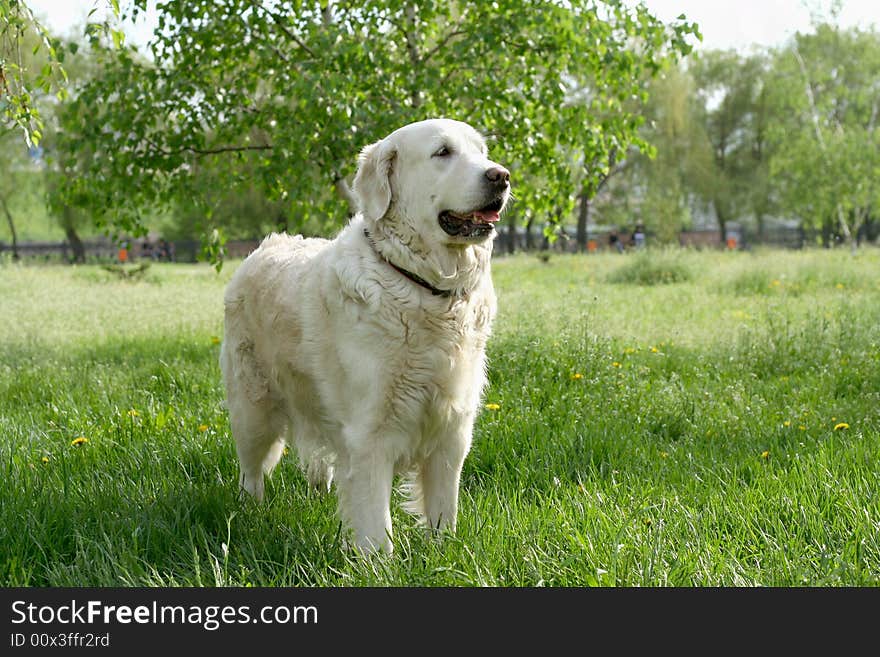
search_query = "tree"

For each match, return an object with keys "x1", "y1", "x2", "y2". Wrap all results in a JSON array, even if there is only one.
[
  {"x1": 0, "y1": 130, "x2": 32, "y2": 260},
  {"x1": 690, "y1": 49, "x2": 772, "y2": 242},
  {"x1": 591, "y1": 62, "x2": 711, "y2": 244},
  {"x1": 1, "y1": 0, "x2": 70, "y2": 147},
  {"x1": 639, "y1": 64, "x2": 710, "y2": 242},
  {"x1": 768, "y1": 23, "x2": 880, "y2": 249},
  {"x1": 55, "y1": 0, "x2": 698, "y2": 264},
  {"x1": 1, "y1": 3, "x2": 59, "y2": 259},
  {"x1": 3, "y1": 2, "x2": 129, "y2": 260},
  {"x1": 574, "y1": 147, "x2": 625, "y2": 249}
]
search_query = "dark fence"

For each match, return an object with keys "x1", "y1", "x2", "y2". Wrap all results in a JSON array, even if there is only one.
[
  {"x1": 0, "y1": 238, "x2": 262, "y2": 264},
  {"x1": 0, "y1": 238, "x2": 119, "y2": 263},
  {"x1": 2, "y1": 224, "x2": 875, "y2": 263}
]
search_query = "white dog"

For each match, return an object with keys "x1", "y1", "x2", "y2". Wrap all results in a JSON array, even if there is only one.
[{"x1": 220, "y1": 119, "x2": 510, "y2": 553}]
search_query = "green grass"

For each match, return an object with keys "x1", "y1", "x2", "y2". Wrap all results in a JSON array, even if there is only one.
[
  {"x1": 605, "y1": 248, "x2": 693, "y2": 285},
  {"x1": 1, "y1": 248, "x2": 879, "y2": 586}
]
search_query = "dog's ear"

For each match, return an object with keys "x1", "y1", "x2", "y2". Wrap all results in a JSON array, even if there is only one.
[{"x1": 352, "y1": 138, "x2": 397, "y2": 223}]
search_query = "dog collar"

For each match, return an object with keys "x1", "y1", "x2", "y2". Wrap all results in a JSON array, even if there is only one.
[{"x1": 363, "y1": 229, "x2": 456, "y2": 298}]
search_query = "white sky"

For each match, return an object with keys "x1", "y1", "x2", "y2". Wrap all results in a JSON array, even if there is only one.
[{"x1": 25, "y1": 0, "x2": 880, "y2": 53}]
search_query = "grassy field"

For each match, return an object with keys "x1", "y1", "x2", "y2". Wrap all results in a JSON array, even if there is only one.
[{"x1": 1, "y1": 247, "x2": 878, "y2": 586}]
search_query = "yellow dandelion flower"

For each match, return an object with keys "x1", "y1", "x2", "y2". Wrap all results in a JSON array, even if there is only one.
[
  {"x1": 798, "y1": 425, "x2": 806, "y2": 431},
  {"x1": 783, "y1": 420, "x2": 791, "y2": 427},
  {"x1": 211, "y1": 336, "x2": 222, "y2": 345},
  {"x1": 198, "y1": 424, "x2": 209, "y2": 432},
  {"x1": 570, "y1": 373, "x2": 583, "y2": 380},
  {"x1": 624, "y1": 347, "x2": 636, "y2": 354},
  {"x1": 650, "y1": 346, "x2": 659, "y2": 353},
  {"x1": 834, "y1": 422, "x2": 849, "y2": 431},
  {"x1": 283, "y1": 447, "x2": 289, "y2": 457},
  {"x1": 835, "y1": 283, "x2": 844, "y2": 289},
  {"x1": 485, "y1": 403, "x2": 501, "y2": 411},
  {"x1": 127, "y1": 409, "x2": 140, "y2": 417},
  {"x1": 659, "y1": 451, "x2": 668, "y2": 459},
  {"x1": 70, "y1": 436, "x2": 89, "y2": 447},
  {"x1": 770, "y1": 279, "x2": 781, "y2": 287},
  {"x1": 41, "y1": 456, "x2": 50, "y2": 464},
  {"x1": 761, "y1": 450, "x2": 770, "y2": 460},
  {"x1": 612, "y1": 362, "x2": 621, "y2": 368}
]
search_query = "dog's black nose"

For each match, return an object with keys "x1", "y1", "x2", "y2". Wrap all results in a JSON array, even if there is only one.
[{"x1": 485, "y1": 166, "x2": 510, "y2": 185}]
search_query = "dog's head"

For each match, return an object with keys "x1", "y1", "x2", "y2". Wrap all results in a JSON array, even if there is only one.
[{"x1": 353, "y1": 119, "x2": 510, "y2": 248}]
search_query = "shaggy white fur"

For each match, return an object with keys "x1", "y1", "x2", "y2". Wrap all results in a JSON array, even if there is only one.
[{"x1": 220, "y1": 119, "x2": 510, "y2": 553}]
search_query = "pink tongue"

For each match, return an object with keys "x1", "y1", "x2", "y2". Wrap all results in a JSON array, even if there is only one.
[{"x1": 472, "y1": 210, "x2": 500, "y2": 223}]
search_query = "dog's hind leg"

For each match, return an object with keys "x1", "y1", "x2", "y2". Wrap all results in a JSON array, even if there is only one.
[
  {"x1": 228, "y1": 398, "x2": 287, "y2": 503},
  {"x1": 221, "y1": 335, "x2": 287, "y2": 502}
]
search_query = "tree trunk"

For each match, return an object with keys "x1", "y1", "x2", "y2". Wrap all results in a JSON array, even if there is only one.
[
  {"x1": 506, "y1": 207, "x2": 517, "y2": 254},
  {"x1": 576, "y1": 191, "x2": 590, "y2": 252},
  {"x1": 0, "y1": 196, "x2": 20, "y2": 261},
  {"x1": 65, "y1": 227, "x2": 85, "y2": 263},
  {"x1": 525, "y1": 213, "x2": 535, "y2": 250},
  {"x1": 755, "y1": 212, "x2": 765, "y2": 240},
  {"x1": 821, "y1": 217, "x2": 833, "y2": 248},
  {"x1": 61, "y1": 206, "x2": 86, "y2": 263},
  {"x1": 713, "y1": 198, "x2": 727, "y2": 247},
  {"x1": 848, "y1": 208, "x2": 866, "y2": 254}
]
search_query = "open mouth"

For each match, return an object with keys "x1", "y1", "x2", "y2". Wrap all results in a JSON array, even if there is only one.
[{"x1": 439, "y1": 197, "x2": 505, "y2": 238}]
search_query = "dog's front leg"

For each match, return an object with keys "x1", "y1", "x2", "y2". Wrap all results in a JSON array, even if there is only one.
[
  {"x1": 335, "y1": 438, "x2": 395, "y2": 554},
  {"x1": 421, "y1": 422, "x2": 472, "y2": 533}
]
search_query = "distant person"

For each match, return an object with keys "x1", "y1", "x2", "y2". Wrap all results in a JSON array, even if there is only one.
[
  {"x1": 141, "y1": 241, "x2": 153, "y2": 261},
  {"x1": 609, "y1": 228, "x2": 624, "y2": 253},
  {"x1": 631, "y1": 222, "x2": 646, "y2": 249},
  {"x1": 158, "y1": 239, "x2": 169, "y2": 261}
]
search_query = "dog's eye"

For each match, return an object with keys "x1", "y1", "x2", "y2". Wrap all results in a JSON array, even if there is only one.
[{"x1": 432, "y1": 145, "x2": 451, "y2": 158}]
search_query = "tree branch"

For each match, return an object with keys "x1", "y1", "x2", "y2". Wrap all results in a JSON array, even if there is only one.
[
  {"x1": 792, "y1": 46, "x2": 826, "y2": 149},
  {"x1": 257, "y1": 6, "x2": 319, "y2": 60},
  {"x1": 423, "y1": 29, "x2": 468, "y2": 62},
  {"x1": 147, "y1": 139, "x2": 273, "y2": 157},
  {"x1": 595, "y1": 148, "x2": 624, "y2": 195},
  {"x1": 422, "y1": 8, "x2": 472, "y2": 63}
]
